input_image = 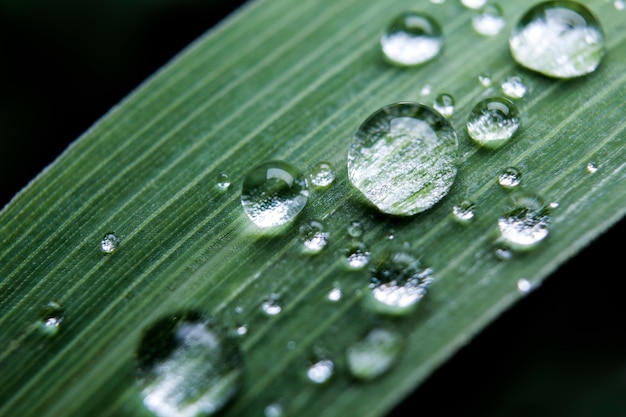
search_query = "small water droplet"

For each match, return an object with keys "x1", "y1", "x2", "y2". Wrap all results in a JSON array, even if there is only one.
[
  {"x1": 216, "y1": 172, "x2": 231, "y2": 191},
  {"x1": 420, "y1": 84, "x2": 433, "y2": 96},
  {"x1": 327, "y1": 287, "x2": 343, "y2": 302},
  {"x1": 472, "y1": 3, "x2": 506, "y2": 36},
  {"x1": 452, "y1": 200, "x2": 476, "y2": 224},
  {"x1": 306, "y1": 359, "x2": 334, "y2": 384},
  {"x1": 430, "y1": 0, "x2": 446, "y2": 4},
  {"x1": 615, "y1": 0, "x2": 625, "y2": 10},
  {"x1": 517, "y1": 278, "x2": 533, "y2": 293},
  {"x1": 286, "y1": 341, "x2": 297, "y2": 350},
  {"x1": 498, "y1": 192, "x2": 551, "y2": 250},
  {"x1": 101, "y1": 232, "x2": 120, "y2": 254},
  {"x1": 494, "y1": 245, "x2": 514, "y2": 260},
  {"x1": 365, "y1": 250, "x2": 434, "y2": 316},
  {"x1": 586, "y1": 162, "x2": 598, "y2": 173},
  {"x1": 348, "y1": 102, "x2": 459, "y2": 215},
  {"x1": 344, "y1": 242, "x2": 371, "y2": 269},
  {"x1": 433, "y1": 93, "x2": 455, "y2": 118},
  {"x1": 309, "y1": 162, "x2": 335, "y2": 188},
  {"x1": 264, "y1": 402, "x2": 284, "y2": 417},
  {"x1": 135, "y1": 311, "x2": 243, "y2": 417},
  {"x1": 501, "y1": 75, "x2": 527, "y2": 99},
  {"x1": 261, "y1": 295, "x2": 282, "y2": 316},
  {"x1": 236, "y1": 324, "x2": 248, "y2": 336},
  {"x1": 509, "y1": 1, "x2": 605, "y2": 78},
  {"x1": 234, "y1": 306, "x2": 243, "y2": 314},
  {"x1": 346, "y1": 328, "x2": 404, "y2": 381},
  {"x1": 549, "y1": 201, "x2": 560, "y2": 209},
  {"x1": 347, "y1": 220, "x2": 364, "y2": 238},
  {"x1": 299, "y1": 220, "x2": 329, "y2": 254},
  {"x1": 38, "y1": 301, "x2": 65, "y2": 335},
  {"x1": 381, "y1": 12, "x2": 444, "y2": 67},
  {"x1": 462, "y1": 0, "x2": 487, "y2": 8},
  {"x1": 498, "y1": 166, "x2": 522, "y2": 189},
  {"x1": 478, "y1": 72, "x2": 493, "y2": 87},
  {"x1": 467, "y1": 97, "x2": 520, "y2": 149},
  {"x1": 241, "y1": 160, "x2": 309, "y2": 228}
]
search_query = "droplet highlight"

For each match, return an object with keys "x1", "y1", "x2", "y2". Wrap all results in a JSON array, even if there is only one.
[
  {"x1": 261, "y1": 294, "x2": 282, "y2": 316},
  {"x1": 348, "y1": 102, "x2": 459, "y2": 215},
  {"x1": 498, "y1": 192, "x2": 551, "y2": 250},
  {"x1": 309, "y1": 162, "x2": 335, "y2": 188},
  {"x1": 347, "y1": 220, "x2": 364, "y2": 238},
  {"x1": 344, "y1": 242, "x2": 371, "y2": 269},
  {"x1": 216, "y1": 172, "x2": 231, "y2": 191},
  {"x1": 433, "y1": 93, "x2": 455, "y2": 118},
  {"x1": 586, "y1": 162, "x2": 598, "y2": 174},
  {"x1": 306, "y1": 359, "x2": 334, "y2": 384},
  {"x1": 101, "y1": 232, "x2": 120, "y2": 254},
  {"x1": 498, "y1": 166, "x2": 522, "y2": 189},
  {"x1": 452, "y1": 200, "x2": 476, "y2": 224},
  {"x1": 462, "y1": 0, "x2": 487, "y2": 9},
  {"x1": 501, "y1": 75, "x2": 527, "y2": 99},
  {"x1": 346, "y1": 328, "x2": 404, "y2": 381},
  {"x1": 381, "y1": 12, "x2": 443, "y2": 67},
  {"x1": 327, "y1": 287, "x2": 343, "y2": 302},
  {"x1": 299, "y1": 219, "x2": 329, "y2": 254},
  {"x1": 472, "y1": 3, "x2": 506, "y2": 36},
  {"x1": 38, "y1": 301, "x2": 65, "y2": 335},
  {"x1": 467, "y1": 97, "x2": 520, "y2": 149}
]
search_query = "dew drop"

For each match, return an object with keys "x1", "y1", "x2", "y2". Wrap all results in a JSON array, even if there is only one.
[
  {"x1": 327, "y1": 287, "x2": 343, "y2": 302},
  {"x1": 309, "y1": 162, "x2": 335, "y2": 188},
  {"x1": 615, "y1": 0, "x2": 625, "y2": 11},
  {"x1": 348, "y1": 102, "x2": 459, "y2": 215},
  {"x1": 101, "y1": 232, "x2": 120, "y2": 254},
  {"x1": 494, "y1": 245, "x2": 514, "y2": 260},
  {"x1": 472, "y1": 3, "x2": 506, "y2": 36},
  {"x1": 420, "y1": 84, "x2": 433, "y2": 96},
  {"x1": 235, "y1": 324, "x2": 248, "y2": 336},
  {"x1": 264, "y1": 402, "x2": 284, "y2": 417},
  {"x1": 261, "y1": 295, "x2": 282, "y2": 316},
  {"x1": 517, "y1": 278, "x2": 533, "y2": 293},
  {"x1": 346, "y1": 328, "x2": 404, "y2": 381},
  {"x1": 462, "y1": 0, "x2": 487, "y2": 8},
  {"x1": 509, "y1": 1, "x2": 605, "y2": 78},
  {"x1": 452, "y1": 200, "x2": 476, "y2": 224},
  {"x1": 478, "y1": 72, "x2": 493, "y2": 87},
  {"x1": 241, "y1": 160, "x2": 309, "y2": 228},
  {"x1": 135, "y1": 311, "x2": 243, "y2": 417},
  {"x1": 433, "y1": 93, "x2": 455, "y2": 118},
  {"x1": 38, "y1": 301, "x2": 65, "y2": 335},
  {"x1": 586, "y1": 162, "x2": 598, "y2": 173},
  {"x1": 216, "y1": 172, "x2": 231, "y2": 191},
  {"x1": 498, "y1": 166, "x2": 522, "y2": 189},
  {"x1": 467, "y1": 97, "x2": 520, "y2": 149},
  {"x1": 344, "y1": 242, "x2": 371, "y2": 269},
  {"x1": 498, "y1": 192, "x2": 551, "y2": 250},
  {"x1": 501, "y1": 75, "x2": 527, "y2": 99},
  {"x1": 365, "y1": 250, "x2": 434, "y2": 316},
  {"x1": 299, "y1": 220, "x2": 329, "y2": 254},
  {"x1": 306, "y1": 359, "x2": 334, "y2": 384},
  {"x1": 347, "y1": 220, "x2": 364, "y2": 238},
  {"x1": 380, "y1": 12, "x2": 444, "y2": 67}
]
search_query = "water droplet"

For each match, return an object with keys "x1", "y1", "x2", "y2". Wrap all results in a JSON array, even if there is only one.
[
  {"x1": 347, "y1": 220, "x2": 364, "y2": 238},
  {"x1": 517, "y1": 278, "x2": 533, "y2": 293},
  {"x1": 264, "y1": 402, "x2": 284, "y2": 417},
  {"x1": 615, "y1": 0, "x2": 625, "y2": 11},
  {"x1": 327, "y1": 287, "x2": 343, "y2": 302},
  {"x1": 101, "y1": 232, "x2": 120, "y2": 254},
  {"x1": 467, "y1": 97, "x2": 520, "y2": 149},
  {"x1": 216, "y1": 172, "x2": 231, "y2": 191},
  {"x1": 135, "y1": 311, "x2": 243, "y2": 417},
  {"x1": 346, "y1": 328, "x2": 404, "y2": 381},
  {"x1": 498, "y1": 167, "x2": 522, "y2": 189},
  {"x1": 498, "y1": 192, "x2": 551, "y2": 250},
  {"x1": 452, "y1": 200, "x2": 476, "y2": 224},
  {"x1": 344, "y1": 242, "x2": 371, "y2": 269},
  {"x1": 586, "y1": 162, "x2": 598, "y2": 173},
  {"x1": 299, "y1": 220, "x2": 329, "y2": 254},
  {"x1": 420, "y1": 84, "x2": 433, "y2": 96},
  {"x1": 472, "y1": 3, "x2": 506, "y2": 36},
  {"x1": 309, "y1": 162, "x2": 335, "y2": 188},
  {"x1": 38, "y1": 301, "x2": 65, "y2": 335},
  {"x1": 462, "y1": 0, "x2": 487, "y2": 9},
  {"x1": 494, "y1": 246, "x2": 514, "y2": 260},
  {"x1": 501, "y1": 75, "x2": 527, "y2": 99},
  {"x1": 241, "y1": 160, "x2": 309, "y2": 228},
  {"x1": 348, "y1": 102, "x2": 459, "y2": 215},
  {"x1": 236, "y1": 324, "x2": 248, "y2": 336},
  {"x1": 381, "y1": 12, "x2": 443, "y2": 67},
  {"x1": 430, "y1": 0, "x2": 446, "y2": 4},
  {"x1": 261, "y1": 294, "x2": 282, "y2": 316},
  {"x1": 509, "y1": 1, "x2": 605, "y2": 78},
  {"x1": 478, "y1": 72, "x2": 493, "y2": 87},
  {"x1": 306, "y1": 359, "x2": 334, "y2": 384},
  {"x1": 549, "y1": 201, "x2": 560, "y2": 209},
  {"x1": 365, "y1": 250, "x2": 434, "y2": 316},
  {"x1": 433, "y1": 93, "x2": 455, "y2": 118}
]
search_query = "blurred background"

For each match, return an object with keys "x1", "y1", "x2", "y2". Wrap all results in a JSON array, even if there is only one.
[{"x1": 0, "y1": 0, "x2": 624, "y2": 416}]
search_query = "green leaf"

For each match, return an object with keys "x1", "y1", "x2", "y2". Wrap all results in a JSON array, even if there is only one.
[{"x1": 1, "y1": 1, "x2": 625, "y2": 416}]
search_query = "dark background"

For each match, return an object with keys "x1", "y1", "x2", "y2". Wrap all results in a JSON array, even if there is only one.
[{"x1": 1, "y1": 1, "x2": 624, "y2": 416}]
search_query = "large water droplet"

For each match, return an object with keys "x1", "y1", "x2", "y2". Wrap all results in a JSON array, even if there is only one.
[
  {"x1": 299, "y1": 219, "x2": 329, "y2": 254},
  {"x1": 309, "y1": 162, "x2": 335, "y2": 188},
  {"x1": 381, "y1": 12, "x2": 443, "y2": 67},
  {"x1": 498, "y1": 192, "x2": 551, "y2": 250},
  {"x1": 38, "y1": 301, "x2": 65, "y2": 335},
  {"x1": 433, "y1": 93, "x2": 455, "y2": 118},
  {"x1": 241, "y1": 160, "x2": 309, "y2": 228},
  {"x1": 306, "y1": 359, "x2": 334, "y2": 384},
  {"x1": 509, "y1": 1, "x2": 605, "y2": 78},
  {"x1": 472, "y1": 3, "x2": 506, "y2": 36},
  {"x1": 365, "y1": 250, "x2": 434, "y2": 316},
  {"x1": 498, "y1": 166, "x2": 522, "y2": 189},
  {"x1": 348, "y1": 102, "x2": 458, "y2": 215},
  {"x1": 101, "y1": 232, "x2": 120, "y2": 254},
  {"x1": 136, "y1": 311, "x2": 243, "y2": 417},
  {"x1": 467, "y1": 97, "x2": 520, "y2": 149},
  {"x1": 346, "y1": 328, "x2": 404, "y2": 381}
]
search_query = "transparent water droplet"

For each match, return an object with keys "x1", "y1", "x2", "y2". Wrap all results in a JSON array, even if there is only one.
[
  {"x1": 365, "y1": 250, "x2": 434, "y2": 316},
  {"x1": 478, "y1": 72, "x2": 493, "y2": 87},
  {"x1": 494, "y1": 245, "x2": 514, "y2": 260},
  {"x1": 348, "y1": 102, "x2": 459, "y2": 215},
  {"x1": 472, "y1": 3, "x2": 506, "y2": 36},
  {"x1": 467, "y1": 97, "x2": 520, "y2": 149},
  {"x1": 135, "y1": 311, "x2": 243, "y2": 417},
  {"x1": 420, "y1": 84, "x2": 433, "y2": 96},
  {"x1": 433, "y1": 93, "x2": 455, "y2": 118},
  {"x1": 549, "y1": 201, "x2": 560, "y2": 209},
  {"x1": 347, "y1": 220, "x2": 364, "y2": 238},
  {"x1": 327, "y1": 287, "x2": 343, "y2": 302},
  {"x1": 498, "y1": 192, "x2": 551, "y2": 250},
  {"x1": 235, "y1": 324, "x2": 248, "y2": 336},
  {"x1": 306, "y1": 359, "x2": 334, "y2": 384},
  {"x1": 498, "y1": 166, "x2": 522, "y2": 189},
  {"x1": 517, "y1": 278, "x2": 533, "y2": 293},
  {"x1": 462, "y1": 0, "x2": 487, "y2": 9},
  {"x1": 101, "y1": 232, "x2": 120, "y2": 254},
  {"x1": 344, "y1": 242, "x2": 371, "y2": 269},
  {"x1": 241, "y1": 160, "x2": 309, "y2": 228},
  {"x1": 586, "y1": 162, "x2": 598, "y2": 173},
  {"x1": 309, "y1": 162, "x2": 335, "y2": 188},
  {"x1": 38, "y1": 301, "x2": 65, "y2": 335},
  {"x1": 509, "y1": 1, "x2": 605, "y2": 78},
  {"x1": 452, "y1": 200, "x2": 476, "y2": 224},
  {"x1": 615, "y1": 0, "x2": 625, "y2": 11},
  {"x1": 261, "y1": 295, "x2": 282, "y2": 316},
  {"x1": 299, "y1": 220, "x2": 329, "y2": 254},
  {"x1": 381, "y1": 12, "x2": 444, "y2": 66},
  {"x1": 216, "y1": 172, "x2": 231, "y2": 191},
  {"x1": 264, "y1": 402, "x2": 284, "y2": 417},
  {"x1": 346, "y1": 328, "x2": 404, "y2": 381},
  {"x1": 501, "y1": 75, "x2": 527, "y2": 99}
]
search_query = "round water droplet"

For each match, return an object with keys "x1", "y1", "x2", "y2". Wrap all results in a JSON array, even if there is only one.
[
  {"x1": 467, "y1": 97, "x2": 520, "y2": 149},
  {"x1": 101, "y1": 232, "x2": 120, "y2": 254},
  {"x1": 420, "y1": 84, "x2": 433, "y2": 96},
  {"x1": 348, "y1": 102, "x2": 459, "y2": 215},
  {"x1": 327, "y1": 287, "x2": 343, "y2": 302},
  {"x1": 241, "y1": 160, "x2": 309, "y2": 228},
  {"x1": 501, "y1": 75, "x2": 527, "y2": 99},
  {"x1": 264, "y1": 402, "x2": 284, "y2": 417},
  {"x1": 472, "y1": 3, "x2": 506, "y2": 36},
  {"x1": 509, "y1": 1, "x2": 605, "y2": 78},
  {"x1": 38, "y1": 301, "x2": 65, "y2": 335},
  {"x1": 136, "y1": 311, "x2": 243, "y2": 417},
  {"x1": 216, "y1": 172, "x2": 231, "y2": 191},
  {"x1": 235, "y1": 324, "x2": 248, "y2": 336},
  {"x1": 261, "y1": 295, "x2": 282, "y2": 316},
  {"x1": 498, "y1": 192, "x2": 551, "y2": 250},
  {"x1": 306, "y1": 359, "x2": 334, "y2": 384},
  {"x1": 344, "y1": 242, "x2": 371, "y2": 269},
  {"x1": 365, "y1": 251, "x2": 434, "y2": 316},
  {"x1": 309, "y1": 162, "x2": 335, "y2": 188},
  {"x1": 615, "y1": 0, "x2": 625, "y2": 11},
  {"x1": 452, "y1": 200, "x2": 476, "y2": 224},
  {"x1": 517, "y1": 278, "x2": 533, "y2": 293},
  {"x1": 381, "y1": 12, "x2": 443, "y2": 67},
  {"x1": 433, "y1": 93, "x2": 455, "y2": 118},
  {"x1": 462, "y1": 0, "x2": 487, "y2": 9},
  {"x1": 478, "y1": 72, "x2": 493, "y2": 87},
  {"x1": 498, "y1": 166, "x2": 522, "y2": 189},
  {"x1": 346, "y1": 328, "x2": 404, "y2": 381},
  {"x1": 586, "y1": 162, "x2": 598, "y2": 173},
  {"x1": 299, "y1": 220, "x2": 329, "y2": 254},
  {"x1": 494, "y1": 245, "x2": 514, "y2": 260},
  {"x1": 347, "y1": 220, "x2": 364, "y2": 238}
]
